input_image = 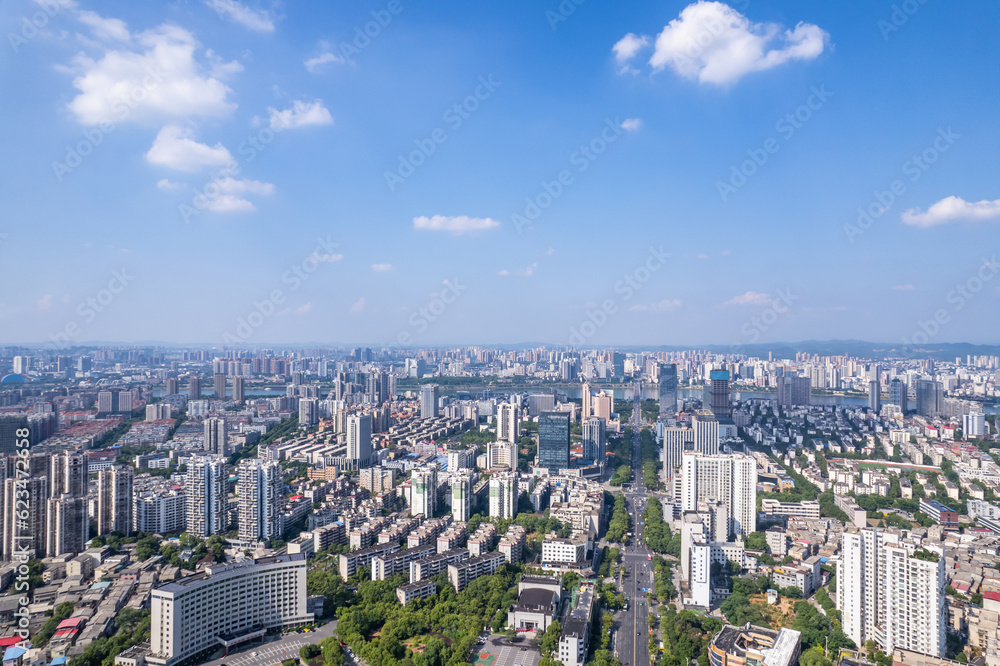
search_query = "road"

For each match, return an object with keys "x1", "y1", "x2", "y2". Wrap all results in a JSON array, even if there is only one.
[{"x1": 614, "y1": 383, "x2": 654, "y2": 666}]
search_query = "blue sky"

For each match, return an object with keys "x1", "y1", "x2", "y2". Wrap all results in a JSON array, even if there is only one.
[{"x1": 1, "y1": 0, "x2": 999, "y2": 348}]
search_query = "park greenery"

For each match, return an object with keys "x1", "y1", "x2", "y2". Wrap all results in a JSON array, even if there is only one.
[{"x1": 606, "y1": 493, "x2": 631, "y2": 543}]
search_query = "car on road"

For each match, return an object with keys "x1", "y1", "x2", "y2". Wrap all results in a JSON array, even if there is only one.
[{"x1": 250, "y1": 653, "x2": 258, "y2": 657}]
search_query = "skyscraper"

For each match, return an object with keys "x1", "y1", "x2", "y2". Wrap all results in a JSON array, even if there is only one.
[
  {"x1": 776, "y1": 375, "x2": 811, "y2": 407},
  {"x1": 420, "y1": 384, "x2": 439, "y2": 418},
  {"x1": 45, "y1": 495, "x2": 87, "y2": 557},
  {"x1": 411, "y1": 466, "x2": 437, "y2": 518},
  {"x1": 165, "y1": 377, "x2": 179, "y2": 395},
  {"x1": 3, "y1": 476, "x2": 48, "y2": 560},
  {"x1": 593, "y1": 391, "x2": 613, "y2": 422},
  {"x1": 232, "y1": 375, "x2": 245, "y2": 403},
  {"x1": 347, "y1": 414, "x2": 373, "y2": 468},
  {"x1": 537, "y1": 412, "x2": 570, "y2": 470},
  {"x1": 708, "y1": 369, "x2": 731, "y2": 418},
  {"x1": 581, "y1": 382, "x2": 592, "y2": 420},
  {"x1": 868, "y1": 380, "x2": 881, "y2": 412},
  {"x1": 681, "y1": 452, "x2": 756, "y2": 537},
  {"x1": 692, "y1": 410, "x2": 719, "y2": 456},
  {"x1": 214, "y1": 373, "x2": 227, "y2": 399},
  {"x1": 889, "y1": 378, "x2": 907, "y2": 412},
  {"x1": 186, "y1": 456, "x2": 228, "y2": 537},
  {"x1": 661, "y1": 426, "x2": 694, "y2": 481},
  {"x1": 450, "y1": 472, "x2": 472, "y2": 522},
  {"x1": 658, "y1": 364, "x2": 678, "y2": 416},
  {"x1": 497, "y1": 402, "x2": 520, "y2": 444},
  {"x1": 581, "y1": 416, "x2": 606, "y2": 464},
  {"x1": 238, "y1": 459, "x2": 282, "y2": 543},
  {"x1": 204, "y1": 417, "x2": 228, "y2": 456},
  {"x1": 188, "y1": 373, "x2": 201, "y2": 400},
  {"x1": 298, "y1": 398, "x2": 319, "y2": 427},
  {"x1": 97, "y1": 465, "x2": 133, "y2": 536},
  {"x1": 49, "y1": 452, "x2": 86, "y2": 498},
  {"x1": 915, "y1": 379, "x2": 944, "y2": 417}
]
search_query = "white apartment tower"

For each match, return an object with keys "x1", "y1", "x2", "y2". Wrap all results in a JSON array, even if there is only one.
[
  {"x1": 97, "y1": 465, "x2": 134, "y2": 536},
  {"x1": 347, "y1": 414, "x2": 373, "y2": 468},
  {"x1": 186, "y1": 456, "x2": 228, "y2": 537},
  {"x1": 450, "y1": 472, "x2": 472, "y2": 522},
  {"x1": 489, "y1": 472, "x2": 519, "y2": 519},
  {"x1": 410, "y1": 466, "x2": 438, "y2": 518},
  {"x1": 237, "y1": 459, "x2": 282, "y2": 543},
  {"x1": 681, "y1": 452, "x2": 756, "y2": 537},
  {"x1": 497, "y1": 402, "x2": 521, "y2": 444}
]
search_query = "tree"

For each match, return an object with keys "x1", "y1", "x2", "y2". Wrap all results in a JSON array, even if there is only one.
[
  {"x1": 745, "y1": 532, "x2": 769, "y2": 552},
  {"x1": 301, "y1": 644, "x2": 323, "y2": 660},
  {"x1": 540, "y1": 620, "x2": 562, "y2": 656}
]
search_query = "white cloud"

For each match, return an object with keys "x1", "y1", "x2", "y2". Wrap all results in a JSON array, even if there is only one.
[
  {"x1": 629, "y1": 299, "x2": 682, "y2": 312},
  {"x1": 500, "y1": 263, "x2": 537, "y2": 278},
  {"x1": 901, "y1": 195, "x2": 1000, "y2": 228},
  {"x1": 892, "y1": 284, "x2": 915, "y2": 291},
  {"x1": 268, "y1": 100, "x2": 333, "y2": 130},
  {"x1": 349, "y1": 297, "x2": 366, "y2": 314},
  {"x1": 295, "y1": 302, "x2": 312, "y2": 314},
  {"x1": 63, "y1": 24, "x2": 237, "y2": 125},
  {"x1": 720, "y1": 291, "x2": 772, "y2": 307},
  {"x1": 145, "y1": 125, "x2": 233, "y2": 172},
  {"x1": 371, "y1": 263, "x2": 394, "y2": 272},
  {"x1": 413, "y1": 215, "x2": 500, "y2": 235},
  {"x1": 497, "y1": 269, "x2": 510, "y2": 276},
  {"x1": 205, "y1": 0, "x2": 274, "y2": 32},
  {"x1": 305, "y1": 47, "x2": 345, "y2": 73},
  {"x1": 612, "y1": 33, "x2": 650, "y2": 73},
  {"x1": 156, "y1": 178, "x2": 183, "y2": 191},
  {"x1": 312, "y1": 252, "x2": 343, "y2": 263},
  {"x1": 630, "y1": 1, "x2": 828, "y2": 85},
  {"x1": 697, "y1": 253, "x2": 709, "y2": 259},
  {"x1": 546, "y1": 247, "x2": 555, "y2": 256},
  {"x1": 37, "y1": 294, "x2": 54, "y2": 310},
  {"x1": 77, "y1": 10, "x2": 130, "y2": 42},
  {"x1": 620, "y1": 118, "x2": 643, "y2": 132},
  {"x1": 201, "y1": 177, "x2": 275, "y2": 213}
]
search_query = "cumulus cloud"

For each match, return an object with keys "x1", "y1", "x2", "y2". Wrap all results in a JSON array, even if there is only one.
[
  {"x1": 901, "y1": 196, "x2": 1000, "y2": 228},
  {"x1": 349, "y1": 297, "x2": 366, "y2": 313},
  {"x1": 200, "y1": 177, "x2": 275, "y2": 213},
  {"x1": 892, "y1": 284, "x2": 915, "y2": 291},
  {"x1": 312, "y1": 252, "x2": 343, "y2": 263},
  {"x1": 497, "y1": 269, "x2": 510, "y2": 276},
  {"x1": 719, "y1": 291, "x2": 772, "y2": 307},
  {"x1": 629, "y1": 299, "x2": 682, "y2": 312},
  {"x1": 413, "y1": 215, "x2": 500, "y2": 235},
  {"x1": 205, "y1": 0, "x2": 274, "y2": 32},
  {"x1": 268, "y1": 100, "x2": 333, "y2": 130},
  {"x1": 371, "y1": 263, "x2": 394, "y2": 272},
  {"x1": 305, "y1": 44, "x2": 345, "y2": 73},
  {"x1": 37, "y1": 294, "x2": 54, "y2": 310},
  {"x1": 499, "y1": 264, "x2": 537, "y2": 278},
  {"x1": 612, "y1": 33, "x2": 650, "y2": 73},
  {"x1": 145, "y1": 125, "x2": 233, "y2": 172},
  {"x1": 62, "y1": 24, "x2": 237, "y2": 125},
  {"x1": 156, "y1": 178, "x2": 183, "y2": 191},
  {"x1": 619, "y1": 1, "x2": 828, "y2": 85},
  {"x1": 620, "y1": 118, "x2": 643, "y2": 132}
]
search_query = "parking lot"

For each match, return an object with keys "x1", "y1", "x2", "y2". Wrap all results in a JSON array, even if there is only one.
[
  {"x1": 474, "y1": 636, "x2": 541, "y2": 666},
  {"x1": 201, "y1": 622, "x2": 338, "y2": 666}
]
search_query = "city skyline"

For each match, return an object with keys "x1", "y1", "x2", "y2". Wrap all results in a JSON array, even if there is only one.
[{"x1": 2, "y1": 1, "x2": 999, "y2": 346}]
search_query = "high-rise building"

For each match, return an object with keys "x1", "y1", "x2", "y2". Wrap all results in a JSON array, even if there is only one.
[
  {"x1": 487, "y1": 442, "x2": 515, "y2": 470},
  {"x1": 97, "y1": 465, "x2": 134, "y2": 536},
  {"x1": 146, "y1": 403, "x2": 172, "y2": 422},
  {"x1": 298, "y1": 398, "x2": 319, "y2": 428},
  {"x1": 837, "y1": 528, "x2": 946, "y2": 657},
  {"x1": 188, "y1": 373, "x2": 201, "y2": 400},
  {"x1": 681, "y1": 452, "x2": 756, "y2": 537},
  {"x1": 214, "y1": 373, "x2": 227, "y2": 399},
  {"x1": 538, "y1": 412, "x2": 570, "y2": 470},
  {"x1": 889, "y1": 378, "x2": 907, "y2": 412},
  {"x1": 776, "y1": 375, "x2": 811, "y2": 407},
  {"x1": 497, "y1": 402, "x2": 521, "y2": 444},
  {"x1": 232, "y1": 375, "x2": 245, "y2": 403},
  {"x1": 489, "y1": 472, "x2": 519, "y2": 519},
  {"x1": 450, "y1": 472, "x2": 472, "y2": 522},
  {"x1": 347, "y1": 414, "x2": 373, "y2": 468},
  {"x1": 661, "y1": 426, "x2": 694, "y2": 481},
  {"x1": 3, "y1": 476, "x2": 48, "y2": 560},
  {"x1": 581, "y1": 382, "x2": 592, "y2": 420},
  {"x1": 0, "y1": 414, "x2": 28, "y2": 456},
  {"x1": 420, "y1": 384, "x2": 439, "y2": 419},
  {"x1": 165, "y1": 377, "x2": 179, "y2": 395},
  {"x1": 593, "y1": 391, "x2": 613, "y2": 422},
  {"x1": 186, "y1": 456, "x2": 227, "y2": 537},
  {"x1": 49, "y1": 452, "x2": 86, "y2": 498},
  {"x1": 692, "y1": 410, "x2": 719, "y2": 455},
  {"x1": 12, "y1": 356, "x2": 29, "y2": 374},
  {"x1": 237, "y1": 459, "x2": 282, "y2": 543},
  {"x1": 965, "y1": 412, "x2": 986, "y2": 438},
  {"x1": 410, "y1": 466, "x2": 437, "y2": 518},
  {"x1": 581, "y1": 416, "x2": 606, "y2": 464},
  {"x1": 45, "y1": 495, "x2": 88, "y2": 557},
  {"x1": 868, "y1": 380, "x2": 881, "y2": 412},
  {"x1": 204, "y1": 417, "x2": 228, "y2": 456},
  {"x1": 915, "y1": 379, "x2": 944, "y2": 417},
  {"x1": 708, "y1": 369, "x2": 731, "y2": 418},
  {"x1": 658, "y1": 364, "x2": 678, "y2": 416}
]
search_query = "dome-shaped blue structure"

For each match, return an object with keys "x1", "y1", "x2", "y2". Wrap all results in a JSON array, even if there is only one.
[{"x1": 1, "y1": 374, "x2": 25, "y2": 384}]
